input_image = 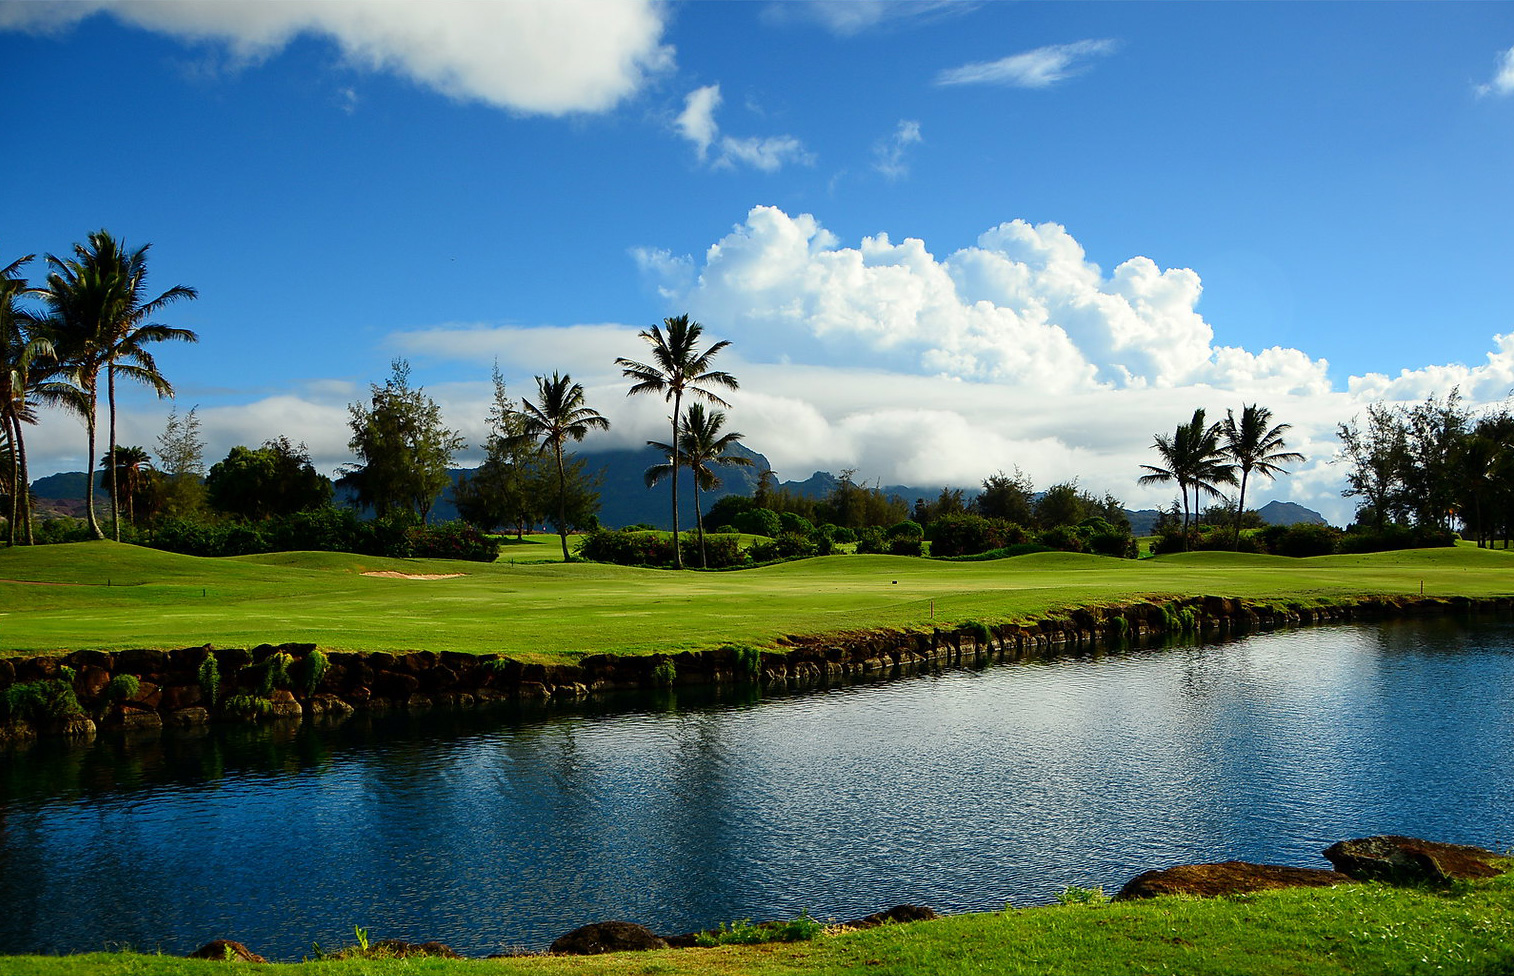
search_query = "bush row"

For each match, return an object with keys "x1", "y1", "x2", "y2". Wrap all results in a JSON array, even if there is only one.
[
  {"x1": 147, "y1": 509, "x2": 498, "y2": 561},
  {"x1": 1150, "y1": 522, "x2": 1458, "y2": 557},
  {"x1": 575, "y1": 529, "x2": 745, "y2": 569},
  {"x1": 923, "y1": 514, "x2": 1137, "y2": 559}
]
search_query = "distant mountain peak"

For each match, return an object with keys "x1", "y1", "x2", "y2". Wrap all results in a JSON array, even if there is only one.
[{"x1": 1256, "y1": 500, "x2": 1327, "y2": 526}]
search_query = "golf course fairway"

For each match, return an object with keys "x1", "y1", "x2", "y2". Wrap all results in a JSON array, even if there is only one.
[{"x1": 1, "y1": 541, "x2": 1509, "y2": 660}]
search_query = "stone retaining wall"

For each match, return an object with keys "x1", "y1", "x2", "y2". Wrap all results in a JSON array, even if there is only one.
[{"x1": 2, "y1": 594, "x2": 1509, "y2": 742}]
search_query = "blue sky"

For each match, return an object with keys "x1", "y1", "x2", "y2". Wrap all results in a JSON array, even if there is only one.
[{"x1": 5, "y1": 0, "x2": 1513, "y2": 523}]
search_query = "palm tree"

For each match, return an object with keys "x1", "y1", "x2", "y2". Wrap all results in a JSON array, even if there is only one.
[
  {"x1": 0, "y1": 253, "x2": 46, "y2": 545},
  {"x1": 1221, "y1": 404, "x2": 1305, "y2": 549},
  {"x1": 1138, "y1": 408, "x2": 1236, "y2": 550},
  {"x1": 100, "y1": 445, "x2": 153, "y2": 527},
  {"x1": 43, "y1": 230, "x2": 197, "y2": 540},
  {"x1": 645, "y1": 404, "x2": 753, "y2": 568},
  {"x1": 616, "y1": 314, "x2": 738, "y2": 569},
  {"x1": 514, "y1": 372, "x2": 610, "y2": 561}
]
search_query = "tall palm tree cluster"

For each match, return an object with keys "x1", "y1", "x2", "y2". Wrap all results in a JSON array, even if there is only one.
[
  {"x1": 511, "y1": 314, "x2": 748, "y2": 568},
  {"x1": 1, "y1": 232, "x2": 197, "y2": 545},
  {"x1": 1139, "y1": 404, "x2": 1304, "y2": 550}
]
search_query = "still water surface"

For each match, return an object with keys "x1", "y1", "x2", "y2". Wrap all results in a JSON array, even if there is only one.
[{"x1": 2, "y1": 616, "x2": 1511, "y2": 959}]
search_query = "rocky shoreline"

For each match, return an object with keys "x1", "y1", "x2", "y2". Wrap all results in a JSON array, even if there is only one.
[
  {"x1": 2, "y1": 593, "x2": 1510, "y2": 743},
  {"x1": 180, "y1": 834, "x2": 1508, "y2": 963}
]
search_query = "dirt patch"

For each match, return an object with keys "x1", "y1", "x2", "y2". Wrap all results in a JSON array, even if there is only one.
[
  {"x1": 0, "y1": 578, "x2": 90, "y2": 586},
  {"x1": 360, "y1": 571, "x2": 468, "y2": 581}
]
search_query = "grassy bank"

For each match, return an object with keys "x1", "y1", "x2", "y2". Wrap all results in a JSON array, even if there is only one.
[
  {"x1": 3, "y1": 872, "x2": 1511, "y2": 975},
  {"x1": 1, "y1": 541, "x2": 1511, "y2": 660}
]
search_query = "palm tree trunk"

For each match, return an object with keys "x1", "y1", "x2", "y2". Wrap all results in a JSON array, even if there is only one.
[
  {"x1": 555, "y1": 443, "x2": 569, "y2": 562},
  {"x1": 14, "y1": 413, "x2": 33, "y2": 545},
  {"x1": 83, "y1": 383, "x2": 103, "y2": 540},
  {"x1": 1179, "y1": 481, "x2": 1191, "y2": 551},
  {"x1": 4, "y1": 416, "x2": 15, "y2": 546},
  {"x1": 1233, "y1": 468, "x2": 1251, "y2": 551},
  {"x1": 693, "y1": 477, "x2": 707, "y2": 569},
  {"x1": 107, "y1": 366, "x2": 120, "y2": 541},
  {"x1": 670, "y1": 394, "x2": 682, "y2": 569}
]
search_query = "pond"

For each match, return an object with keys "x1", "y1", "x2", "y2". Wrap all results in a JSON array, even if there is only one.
[{"x1": 2, "y1": 615, "x2": 1511, "y2": 960}]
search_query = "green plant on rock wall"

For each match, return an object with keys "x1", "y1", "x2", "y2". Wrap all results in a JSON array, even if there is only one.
[
  {"x1": 197, "y1": 654, "x2": 221, "y2": 708},
  {"x1": 298, "y1": 648, "x2": 329, "y2": 696},
  {"x1": 222, "y1": 694, "x2": 272, "y2": 719},
  {"x1": 106, "y1": 673, "x2": 141, "y2": 701},
  {"x1": 651, "y1": 657, "x2": 677, "y2": 687},
  {"x1": 731, "y1": 643, "x2": 761, "y2": 678},
  {"x1": 1, "y1": 679, "x2": 84, "y2": 723},
  {"x1": 243, "y1": 651, "x2": 293, "y2": 696}
]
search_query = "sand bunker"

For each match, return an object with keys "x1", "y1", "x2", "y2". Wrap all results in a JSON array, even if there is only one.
[{"x1": 360, "y1": 571, "x2": 468, "y2": 580}]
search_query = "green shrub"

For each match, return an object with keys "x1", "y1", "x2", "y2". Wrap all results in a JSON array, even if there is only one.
[
  {"x1": 1335, "y1": 524, "x2": 1454, "y2": 554},
  {"x1": 928, "y1": 515, "x2": 1029, "y2": 558},
  {"x1": 34, "y1": 517, "x2": 93, "y2": 545},
  {"x1": 243, "y1": 651, "x2": 293, "y2": 696},
  {"x1": 297, "y1": 648, "x2": 329, "y2": 696},
  {"x1": 695, "y1": 912, "x2": 825, "y2": 946},
  {"x1": 733, "y1": 507, "x2": 782, "y2": 538},
  {"x1": 1, "y1": 679, "x2": 84, "y2": 723},
  {"x1": 1035, "y1": 524, "x2": 1086, "y2": 553},
  {"x1": 197, "y1": 654, "x2": 221, "y2": 708},
  {"x1": 1057, "y1": 885, "x2": 1107, "y2": 906},
  {"x1": 830, "y1": 525, "x2": 857, "y2": 544},
  {"x1": 1262, "y1": 523, "x2": 1343, "y2": 558},
  {"x1": 962, "y1": 621, "x2": 993, "y2": 645},
  {"x1": 730, "y1": 644, "x2": 761, "y2": 678},
  {"x1": 778, "y1": 512, "x2": 814, "y2": 536},
  {"x1": 407, "y1": 520, "x2": 499, "y2": 562},
  {"x1": 887, "y1": 520, "x2": 924, "y2": 541},
  {"x1": 679, "y1": 532, "x2": 745, "y2": 569},
  {"x1": 1078, "y1": 517, "x2": 1137, "y2": 558},
  {"x1": 106, "y1": 674, "x2": 141, "y2": 701},
  {"x1": 749, "y1": 531, "x2": 818, "y2": 563},
  {"x1": 576, "y1": 528, "x2": 678, "y2": 567},
  {"x1": 222, "y1": 694, "x2": 272, "y2": 718},
  {"x1": 651, "y1": 658, "x2": 677, "y2": 687},
  {"x1": 889, "y1": 536, "x2": 923, "y2": 556}
]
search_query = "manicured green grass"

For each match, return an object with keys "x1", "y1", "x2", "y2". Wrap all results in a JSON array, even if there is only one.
[
  {"x1": 0, "y1": 541, "x2": 1510, "y2": 660},
  {"x1": 3, "y1": 873, "x2": 1511, "y2": 975}
]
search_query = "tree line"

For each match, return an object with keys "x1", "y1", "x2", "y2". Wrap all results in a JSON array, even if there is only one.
[
  {"x1": 1336, "y1": 390, "x2": 1513, "y2": 548},
  {"x1": 7, "y1": 230, "x2": 1509, "y2": 565}
]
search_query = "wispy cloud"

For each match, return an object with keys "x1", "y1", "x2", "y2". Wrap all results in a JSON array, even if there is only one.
[
  {"x1": 936, "y1": 39, "x2": 1118, "y2": 89},
  {"x1": 1474, "y1": 45, "x2": 1514, "y2": 97},
  {"x1": 764, "y1": 1, "x2": 976, "y2": 37},
  {"x1": 674, "y1": 83, "x2": 814, "y2": 172},
  {"x1": 872, "y1": 120, "x2": 923, "y2": 180}
]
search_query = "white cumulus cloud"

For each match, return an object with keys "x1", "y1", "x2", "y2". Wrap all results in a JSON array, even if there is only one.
[
  {"x1": 936, "y1": 39, "x2": 1118, "y2": 89},
  {"x1": 650, "y1": 205, "x2": 1331, "y2": 395},
  {"x1": 1475, "y1": 45, "x2": 1514, "y2": 97},
  {"x1": 0, "y1": 0, "x2": 675, "y2": 115}
]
